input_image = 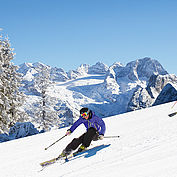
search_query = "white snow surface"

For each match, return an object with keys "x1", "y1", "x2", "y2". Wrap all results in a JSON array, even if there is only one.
[{"x1": 1, "y1": 101, "x2": 177, "y2": 177}]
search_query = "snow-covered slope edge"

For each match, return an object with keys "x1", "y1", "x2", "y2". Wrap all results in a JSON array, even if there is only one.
[{"x1": 0, "y1": 101, "x2": 177, "y2": 177}]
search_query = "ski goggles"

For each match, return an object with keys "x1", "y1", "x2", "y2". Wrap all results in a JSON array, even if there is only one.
[{"x1": 80, "y1": 112, "x2": 89, "y2": 118}]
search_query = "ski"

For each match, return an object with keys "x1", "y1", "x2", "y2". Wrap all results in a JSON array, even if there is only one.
[
  {"x1": 40, "y1": 143, "x2": 111, "y2": 167},
  {"x1": 40, "y1": 157, "x2": 57, "y2": 167},
  {"x1": 73, "y1": 149, "x2": 86, "y2": 156},
  {"x1": 64, "y1": 148, "x2": 88, "y2": 162},
  {"x1": 40, "y1": 149, "x2": 86, "y2": 167},
  {"x1": 168, "y1": 112, "x2": 177, "y2": 117},
  {"x1": 40, "y1": 155, "x2": 64, "y2": 167},
  {"x1": 64, "y1": 144, "x2": 110, "y2": 162}
]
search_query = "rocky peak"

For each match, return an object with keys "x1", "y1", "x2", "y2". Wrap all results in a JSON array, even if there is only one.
[
  {"x1": 127, "y1": 74, "x2": 177, "y2": 111},
  {"x1": 115, "y1": 57, "x2": 168, "y2": 81},
  {"x1": 146, "y1": 74, "x2": 177, "y2": 99},
  {"x1": 153, "y1": 83, "x2": 177, "y2": 106},
  {"x1": 88, "y1": 62, "x2": 109, "y2": 74},
  {"x1": 67, "y1": 62, "x2": 108, "y2": 79},
  {"x1": 136, "y1": 57, "x2": 168, "y2": 78}
]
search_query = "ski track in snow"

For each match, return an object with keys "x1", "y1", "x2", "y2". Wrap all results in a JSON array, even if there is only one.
[{"x1": 1, "y1": 101, "x2": 177, "y2": 177}]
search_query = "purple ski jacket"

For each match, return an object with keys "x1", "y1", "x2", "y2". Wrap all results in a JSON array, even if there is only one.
[{"x1": 69, "y1": 112, "x2": 106, "y2": 135}]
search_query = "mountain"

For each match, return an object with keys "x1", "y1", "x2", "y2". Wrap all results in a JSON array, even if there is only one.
[
  {"x1": 67, "y1": 62, "x2": 108, "y2": 79},
  {"x1": 110, "y1": 57, "x2": 168, "y2": 82},
  {"x1": 16, "y1": 57, "x2": 177, "y2": 132},
  {"x1": 153, "y1": 83, "x2": 177, "y2": 106},
  {"x1": 1, "y1": 101, "x2": 177, "y2": 177},
  {"x1": 127, "y1": 74, "x2": 177, "y2": 111}
]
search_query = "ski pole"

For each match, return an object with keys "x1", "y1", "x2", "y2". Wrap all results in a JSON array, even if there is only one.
[
  {"x1": 104, "y1": 135, "x2": 120, "y2": 139},
  {"x1": 171, "y1": 101, "x2": 177, "y2": 109},
  {"x1": 45, "y1": 135, "x2": 67, "y2": 150}
]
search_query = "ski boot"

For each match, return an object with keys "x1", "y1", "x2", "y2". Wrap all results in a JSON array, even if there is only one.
[
  {"x1": 77, "y1": 145, "x2": 87, "y2": 153},
  {"x1": 56, "y1": 149, "x2": 72, "y2": 160}
]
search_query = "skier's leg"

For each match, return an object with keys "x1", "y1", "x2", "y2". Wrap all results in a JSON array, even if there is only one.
[
  {"x1": 62, "y1": 128, "x2": 97, "y2": 156},
  {"x1": 92, "y1": 131, "x2": 99, "y2": 141},
  {"x1": 82, "y1": 127, "x2": 97, "y2": 147},
  {"x1": 64, "y1": 133, "x2": 85, "y2": 153}
]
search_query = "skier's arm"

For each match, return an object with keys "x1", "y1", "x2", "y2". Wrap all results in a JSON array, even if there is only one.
[
  {"x1": 97, "y1": 117, "x2": 106, "y2": 135},
  {"x1": 68, "y1": 117, "x2": 83, "y2": 133}
]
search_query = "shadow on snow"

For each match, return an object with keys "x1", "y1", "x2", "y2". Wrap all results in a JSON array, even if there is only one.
[{"x1": 71, "y1": 144, "x2": 111, "y2": 161}]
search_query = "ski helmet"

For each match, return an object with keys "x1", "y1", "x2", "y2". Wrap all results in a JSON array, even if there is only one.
[{"x1": 80, "y1": 107, "x2": 92, "y2": 119}]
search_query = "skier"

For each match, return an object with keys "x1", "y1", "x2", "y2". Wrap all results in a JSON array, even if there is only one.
[{"x1": 60, "y1": 107, "x2": 106, "y2": 157}]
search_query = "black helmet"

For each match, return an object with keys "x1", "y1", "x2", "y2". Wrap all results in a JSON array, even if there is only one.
[
  {"x1": 80, "y1": 107, "x2": 89, "y2": 114},
  {"x1": 80, "y1": 107, "x2": 92, "y2": 119}
]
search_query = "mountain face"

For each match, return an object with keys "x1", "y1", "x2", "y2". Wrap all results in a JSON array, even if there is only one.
[
  {"x1": 153, "y1": 83, "x2": 177, "y2": 106},
  {"x1": 127, "y1": 86, "x2": 153, "y2": 111},
  {"x1": 18, "y1": 62, "x2": 69, "y2": 83},
  {"x1": 88, "y1": 62, "x2": 109, "y2": 74},
  {"x1": 146, "y1": 74, "x2": 177, "y2": 99},
  {"x1": 17, "y1": 58, "x2": 177, "y2": 131},
  {"x1": 127, "y1": 74, "x2": 177, "y2": 111},
  {"x1": 110, "y1": 57, "x2": 168, "y2": 82}
]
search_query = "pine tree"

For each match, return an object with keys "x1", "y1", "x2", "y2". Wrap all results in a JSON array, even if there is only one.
[
  {"x1": 33, "y1": 64, "x2": 59, "y2": 131},
  {"x1": 0, "y1": 36, "x2": 26, "y2": 133}
]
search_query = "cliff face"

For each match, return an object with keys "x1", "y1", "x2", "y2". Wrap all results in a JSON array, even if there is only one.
[{"x1": 127, "y1": 74, "x2": 177, "y2": 111}]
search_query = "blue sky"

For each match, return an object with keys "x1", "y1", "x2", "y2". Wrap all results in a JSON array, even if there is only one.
[{"x1": 0, "y1": 0, "x2": 177, "y2": 75}]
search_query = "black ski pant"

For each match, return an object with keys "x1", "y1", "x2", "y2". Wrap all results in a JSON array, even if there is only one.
[{"x1": 65, "y1": 127, "x2": 99, "y2": 152}]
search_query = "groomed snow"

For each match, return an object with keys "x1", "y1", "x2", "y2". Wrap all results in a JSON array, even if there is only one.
[{"x1": 0, "y1": 101, "x2": 177, "y2": 177}]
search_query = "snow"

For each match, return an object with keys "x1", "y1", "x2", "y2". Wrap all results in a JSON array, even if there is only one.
[{"x1": 0, "y1": 101, "x2": 177, "y2": 177}]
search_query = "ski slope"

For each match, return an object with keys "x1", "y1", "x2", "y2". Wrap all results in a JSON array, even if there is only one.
[{"x1": 0, "y1": 101, "x2": 177, "y2": 177}]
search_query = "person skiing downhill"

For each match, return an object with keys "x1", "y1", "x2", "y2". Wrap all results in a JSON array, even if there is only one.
[{"x1": 60, "y1": 107, "x2": 106, "y2": 157}]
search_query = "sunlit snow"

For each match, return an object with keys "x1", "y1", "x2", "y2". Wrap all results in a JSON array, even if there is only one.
[{"x1": 0, "y1": 101, "x2": 177, "y2": 177}]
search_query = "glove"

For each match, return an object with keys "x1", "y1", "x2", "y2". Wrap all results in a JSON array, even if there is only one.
[
  {"x1": 99, "y1": 135, "x2": 104, "y2": 140},
  {"x1": 65, "y1": 130, "x2": 71, "y2": 136}
]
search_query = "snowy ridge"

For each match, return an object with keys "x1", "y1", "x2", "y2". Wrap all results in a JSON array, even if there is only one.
[{"x1": 1, "y1": 101, "x2": 177, "y2": 177}]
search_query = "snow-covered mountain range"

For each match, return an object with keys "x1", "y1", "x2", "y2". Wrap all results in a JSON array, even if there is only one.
[{"x1": 14, "y1": 58, "x2": 177, "y2": 131}]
